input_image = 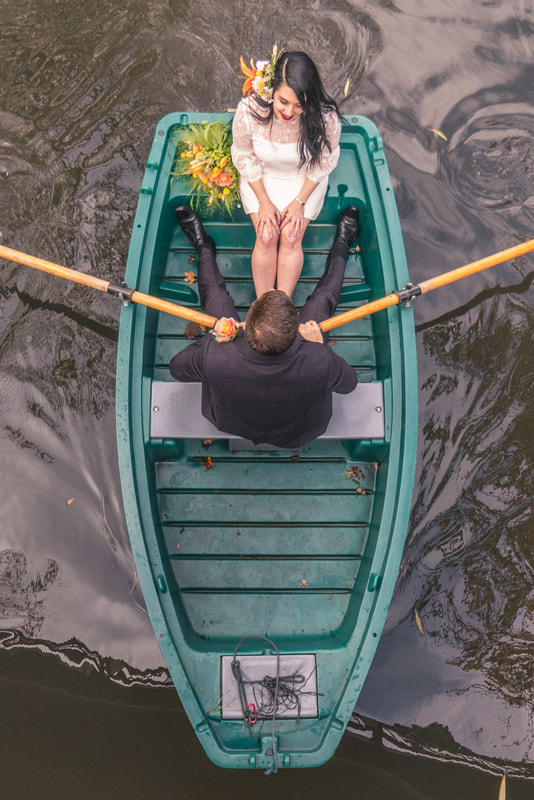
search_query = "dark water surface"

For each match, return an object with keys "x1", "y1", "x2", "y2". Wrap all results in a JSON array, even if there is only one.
[{"x1": 1, "y1": 1, "x2": 534, "y2": 797}]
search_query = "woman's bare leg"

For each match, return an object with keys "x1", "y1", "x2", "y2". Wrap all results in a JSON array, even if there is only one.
[
  {"x1": 250, "y1": 212, "x2": 279, "y2": 297},
  {"x1": 276, "y1": 219, "x2": 310, "y2": 297}
]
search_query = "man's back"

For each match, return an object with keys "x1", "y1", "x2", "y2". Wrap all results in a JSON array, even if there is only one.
[{"x1": 170, "y1": 328, "x2": 356, "y2": 448}]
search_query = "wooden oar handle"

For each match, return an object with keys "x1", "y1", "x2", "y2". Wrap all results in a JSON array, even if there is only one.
[
  {"x1": 131, "y1": 291, "x2": 216, "y2": 327},
  {"x1": 319, "y1": 294, "x2": 398, "y2": 332}
]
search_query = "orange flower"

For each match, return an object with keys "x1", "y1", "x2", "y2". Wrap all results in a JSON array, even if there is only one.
[
  {"x1": 215, "y1": 172, "x2": 233, "y2": 187},
  {"x1": 208, "y1": 167, "x2": 222, "y2": 181},
  {"x1": 240, "y1": 56, "x2": 258, "y2": 96}
]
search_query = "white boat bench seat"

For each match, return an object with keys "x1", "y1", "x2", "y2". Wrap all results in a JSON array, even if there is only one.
[{"x1": 150, "y1": 380, "x2": 385, "y2": 442}]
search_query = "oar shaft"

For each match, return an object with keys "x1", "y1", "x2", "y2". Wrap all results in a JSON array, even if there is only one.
[
  {"x1": 130, "y1": 291, "x2": 216, "y2": 327},
  {"x1": 320, "y1": 293, "x2": 398, "y2": 332},
  {"x1": 320, "y1": 237, "x2": 534, "y2": 331},
  {"x1": 0, "y1": 244, "x2": 110, "y2": 292},
  {"x1": 418, "y1": 237, "x2": 534, "y2": 294},
  {"x1": 0, "y1": 244, "x2": 217, "y2": 328}
]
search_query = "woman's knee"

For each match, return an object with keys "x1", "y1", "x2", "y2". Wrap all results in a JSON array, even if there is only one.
[
  {"x1": 253, "y1": 233, "x2": 278, "y2": 254},
  {"x1": 278, "y1": 231, "x2": 303, "y2": 254}
]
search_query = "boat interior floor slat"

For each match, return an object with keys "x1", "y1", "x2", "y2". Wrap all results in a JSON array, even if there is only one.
[{"x1": 162, "y1": 525, "x2": 368, "y2": 557}]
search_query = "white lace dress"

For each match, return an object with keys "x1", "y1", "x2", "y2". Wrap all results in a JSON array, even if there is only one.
[{"x1": 231, "y1": 97, "x2": 341, "y2": 220}]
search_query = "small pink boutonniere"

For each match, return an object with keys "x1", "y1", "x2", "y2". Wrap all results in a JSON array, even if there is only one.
[{"x1": 211, "y1": 317, "x2": 241, "y2": 343}]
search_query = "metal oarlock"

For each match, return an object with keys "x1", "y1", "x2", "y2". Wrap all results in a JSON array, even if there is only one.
[
  {"x1": 393, "y1": 283, "x2": 422, "y2": 307},
  {"x1": 106, "y1": 282, "x2": 135, "y2": 305}
]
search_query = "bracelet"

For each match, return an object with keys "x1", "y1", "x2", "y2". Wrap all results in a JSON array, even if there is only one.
[{"x1": 295, "y1": 196, "x2": 305, "y2": 205}]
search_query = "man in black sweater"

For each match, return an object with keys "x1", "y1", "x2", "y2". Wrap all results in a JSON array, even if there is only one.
[{"x1": 170, "y1": 205, "x2": 360, "y2": 448}]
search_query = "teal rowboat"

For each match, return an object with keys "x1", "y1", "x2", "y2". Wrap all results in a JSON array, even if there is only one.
[{"x1": 116, "y1": 112, "x2": 417, "y2": 770}]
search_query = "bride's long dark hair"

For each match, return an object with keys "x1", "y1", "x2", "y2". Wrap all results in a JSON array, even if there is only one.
[{"x1": 249, "y1": 51, "x2": 343, "y2": 169}]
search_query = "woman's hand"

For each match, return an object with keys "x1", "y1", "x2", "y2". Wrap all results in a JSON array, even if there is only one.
[
  {"x1": 280, "y1": 198, "x2": 305, "y2": 239},
  {"x1": 298, "y1": 320, "x2": 324, "y2": 343},
  {"x1": 256, "y1": 201, "x2": 280, "y2": 239}
]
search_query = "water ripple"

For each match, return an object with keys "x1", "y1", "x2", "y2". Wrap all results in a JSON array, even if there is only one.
[{"x1": 398, "y1": 295, "x2": 534, "y2": 718}]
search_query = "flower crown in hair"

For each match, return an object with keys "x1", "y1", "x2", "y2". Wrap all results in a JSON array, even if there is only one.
[{"x1": 240, "y1": 44, "x2": 279, "y2": 104}]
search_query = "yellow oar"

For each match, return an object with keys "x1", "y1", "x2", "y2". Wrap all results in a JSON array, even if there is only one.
[
  {"x1": 320, "y1": 237, "x2": 534, "y2": 332},
  {"x1": 2, "y1": 238, "x2": 534, "y2": 333},
  {"x1": 0, "y1": 244, "x2": 217, "y2": 329}
]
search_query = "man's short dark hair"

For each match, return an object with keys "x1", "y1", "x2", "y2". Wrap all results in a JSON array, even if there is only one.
[{"x1": 245, "y1": 290, "x2": 299, "y2": 355}]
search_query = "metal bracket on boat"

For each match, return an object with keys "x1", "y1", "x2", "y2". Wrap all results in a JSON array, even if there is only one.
[
  {"x1": 107, "y1": 282, "x2": 135, "y2": 306},
  {"x1": 393, "y1": 282, "x2": 422, "y2": 307}
]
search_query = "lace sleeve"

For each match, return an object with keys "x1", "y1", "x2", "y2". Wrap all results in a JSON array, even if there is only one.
[
  {"x1": 308, "y1": 111, "x2": 342, "y2": 182},
  {"x1": 231, "y1": 100, "x2": 264, "y2": 184}
]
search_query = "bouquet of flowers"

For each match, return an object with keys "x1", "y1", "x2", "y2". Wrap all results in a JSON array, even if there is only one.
[{"x1": 170, "y1": 121, "x2": 240, "y2": 217}]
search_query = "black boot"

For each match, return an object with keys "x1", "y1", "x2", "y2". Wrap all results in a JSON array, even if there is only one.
[
  {"x1": 175, "y1": 206, "x2": 215, "y2": 252},
  {"x1": 333, "y1": 206, "x2": 360, "y2": 252}
]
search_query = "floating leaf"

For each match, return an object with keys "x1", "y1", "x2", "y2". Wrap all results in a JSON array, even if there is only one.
[
  {"x1": 66, "y1": 498, "x2": 74, "y2": 506},
  {"x1": 176, "y1": 543, "x2": 181, "y2": 550},
  {"x1": 415, "y1": 609, "x2": 424, "y2": 635},
  {"x1": 347, "y1": 466, "x2": 365, "y2": 481},
  {"x1": 184, "y1": 270, "x2": 197, "y2": 284},
  {"x1": 343, "y1": 79, "x2": 350, "y2": 98},
  {"x1": 300, "y1": 579, "x2": 308, "y2": 587},
  {"x1": 202, "y1": 438, "x2": 213, "y2": 447},
  {"x1": 188, "y1": 255, "x2": 197, "y2": 264},
  {"x1": 330, "y1": 339, "x2": 338, "y2": 346},
  {"x1": 201, "y1": 456, "x2": 215, "y2": 471},
  {"x1": 355, "y1": 486, "x2": 374, "y2": 495},
  {"x1": 428, "y1": 127, "x2": 448, "y2": 141},
  {"x1": 499, "y1": 775, "x2": 506, "y2": 800}
]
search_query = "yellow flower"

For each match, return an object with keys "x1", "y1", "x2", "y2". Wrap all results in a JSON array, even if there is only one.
[
  {"x1": 223, "y1": 188, "x2": 230, "y2": 195},
  {"x1": 218, "y1": 156, "x2": 228, "y2": 168}
]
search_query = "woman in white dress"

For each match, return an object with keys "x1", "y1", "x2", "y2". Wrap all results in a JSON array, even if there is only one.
[{"x1": 231, "y1": 51, "x2": 343, "y2": 298}]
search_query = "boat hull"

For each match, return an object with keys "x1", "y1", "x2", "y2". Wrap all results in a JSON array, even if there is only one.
[{"x1": 116, "y1": 112, "x2": 417, "y2": 769}]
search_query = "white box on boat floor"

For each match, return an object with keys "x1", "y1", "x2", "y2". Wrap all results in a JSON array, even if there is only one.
[{"x1": 220, "y1": 654, "x2": 318, "y2": 719}]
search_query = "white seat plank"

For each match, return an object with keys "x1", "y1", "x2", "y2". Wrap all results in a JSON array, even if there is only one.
[{"x1": 150, "y1": 381, "x2": 385, "y2": 441}]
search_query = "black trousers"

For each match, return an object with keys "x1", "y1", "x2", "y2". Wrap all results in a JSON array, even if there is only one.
[{"x1": 196, "y1": 243, "x2": 347, "y2": 339}]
